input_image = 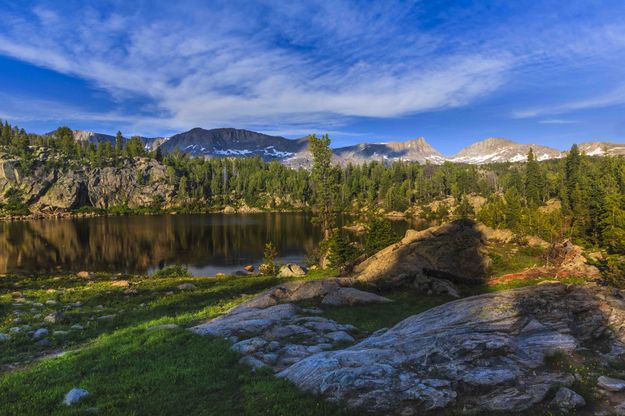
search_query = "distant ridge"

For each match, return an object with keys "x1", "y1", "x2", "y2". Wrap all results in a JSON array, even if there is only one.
[
  {"x1": 449, "y1": 138, "x2": 563, "y2": 164},
  {"x1": 65, "y1": 128, "x2": 625, "y2": 166}
]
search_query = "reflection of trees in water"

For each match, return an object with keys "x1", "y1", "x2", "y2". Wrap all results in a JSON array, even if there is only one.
[{"x1": 0, "y1": 214, "x2": 327, "y2": 274}]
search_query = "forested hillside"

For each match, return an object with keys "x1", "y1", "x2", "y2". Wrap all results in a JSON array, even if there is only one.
[{"x1": 1, "y1": 122, "x2": 624, "y2": 262}]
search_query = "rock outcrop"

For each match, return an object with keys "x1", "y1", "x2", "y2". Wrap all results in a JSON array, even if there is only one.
[
  {"x1": 355, "y1": 220, "x2": 490, "y2": 285},
  {"x1": 0, "y1": 154, "x2": 175, "y2": 212},
  {"x1": 231, "y1": 279, "x2": 390, "y2": 310},
  {"x1": 277, "y1": 263, "x2": 306, "y2": 278},
  {"x1": 191, "y1": 279, "x2": 391, "y2": 371},
  {"x1": 279, "y1": 282, "x2": 625, "y2": 414}
]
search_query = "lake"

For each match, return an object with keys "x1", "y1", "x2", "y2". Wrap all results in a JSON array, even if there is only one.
[{"x1": 0, "y1": 213, "x2": 412, "y2": 276}]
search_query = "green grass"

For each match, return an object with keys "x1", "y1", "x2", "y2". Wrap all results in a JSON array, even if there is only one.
[
  {"x1": 0, "y1": 262, "x2": 597, "y2": 415},
  {"x1": 487, "y1": 243, "x2": 546, "y2": 277},
  {"x1": 321, "y1": 289, "x2": 452, "y2": 333},
  {"x1": 0, "y1": 271, "x2": 351, "y2": 415}
]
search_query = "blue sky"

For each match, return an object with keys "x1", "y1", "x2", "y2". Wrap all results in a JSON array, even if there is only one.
[{"x1": 0, "y1": 0, "x2": 624, "y2": 154}]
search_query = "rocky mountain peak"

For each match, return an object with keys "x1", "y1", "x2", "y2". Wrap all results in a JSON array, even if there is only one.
[{"x1": 450, "y1": 137, "x2": 562, "y2": 164}]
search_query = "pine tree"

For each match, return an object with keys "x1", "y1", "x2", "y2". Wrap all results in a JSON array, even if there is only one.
[
  {"x1": 601, "y1": 192, "x2": 625, "y2": 253},
  {"x1": 564, "y1": 144, "x2": 582, "y2": 210},
  {"x1": 309, "y1": 134, "x2": 336, "y2": 240},
  {"x1": 363, "y1": 216, "x2": 399, "y2": 255},
  {"x1": 326, "y1": 231, "x2": 357, "y2": 269},
  {"x1": 115, "y1": 131, "x2": 124, "y2": 157},
  {"x1": 525, "y1": 148, "x2": 543, "y2": 207},
  {"x1": 455, "y1": 195, "x2": 475, "y2": 219}
]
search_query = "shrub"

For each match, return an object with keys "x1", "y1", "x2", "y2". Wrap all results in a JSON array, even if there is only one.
[
  {"x1": 153, "y1": 265, "x2": 192, "y2": 278},
  {"x1": 259, "y1": 242, "x2": 279, "y2": 275}
]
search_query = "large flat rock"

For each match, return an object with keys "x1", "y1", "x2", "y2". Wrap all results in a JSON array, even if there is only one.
[{"x1": 279, "y1": 282, "x2": 625, "y2": 414}]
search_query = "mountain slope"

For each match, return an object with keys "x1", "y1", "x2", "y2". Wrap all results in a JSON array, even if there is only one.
[
  {"x1": 159, "y1": 128, "x2": 309, "y2": 161},
  {"x1": 64, "y1": 128, "x2": 624, "y2": 166},
  {"x1": 578, "y1": 141, "x2": 625, "y2": 157},
  {"x1": 332, "y1": 137, "x2": 446, "y2": 165},
  {"x1": 70, "y1": 130, "x2": 166, "y2": 151},
  {"x1": 449, "y1": 138, "x2": 563, "y2": 164}
]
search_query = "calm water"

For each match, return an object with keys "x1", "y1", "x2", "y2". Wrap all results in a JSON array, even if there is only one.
[{"x1": 0, "y1": 213, "x2": 410, "y2": 276}]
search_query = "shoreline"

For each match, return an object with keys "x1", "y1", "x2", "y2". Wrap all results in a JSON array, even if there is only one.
[{"x1": 0, "y1": 206, "x2": 312, "y2": 222}]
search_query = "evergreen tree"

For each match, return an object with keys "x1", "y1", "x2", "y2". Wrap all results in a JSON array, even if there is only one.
[
  {"x1": 115, "y1": 131, "x2": 124, "y2": 157},
  {"x1": 363, "y1": 216, "x2": 399, "y2": 255},
  {"x1": 525, "y1": 148, "x2": 543, "y2": 207},
  {"x1": 565, "y1": 144, "x2": 582, "y2": 210},
  {"x1": 326, "y1": 231, "x2": 357, "y2": 269},
  {"x1": 601, "y1": 192, "x2": 625, "y2": 253},
  {"x1": 309, "y1": 134, "x2": 336, "y2": 240},
  {"x1": 455, "y1": 195, "x2": 475, "y2": 219}
]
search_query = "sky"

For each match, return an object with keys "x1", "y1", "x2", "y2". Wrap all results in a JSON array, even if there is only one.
[{"x1": 0, "y1": 1, "x2": 624, "y2": 154}]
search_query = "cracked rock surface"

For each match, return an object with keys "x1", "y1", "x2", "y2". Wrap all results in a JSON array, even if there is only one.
[
  {"x1": 190, "y1": 279, "x2": 390, "y2": 371},
  {"x1": 279, "y1": 282, "x2": 625, "y2": 414}
]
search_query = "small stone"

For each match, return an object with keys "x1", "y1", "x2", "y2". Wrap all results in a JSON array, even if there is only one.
[
  {"x1": 232, "y1": 337, "x2": 268, "y2": 354},
  {"x1": 9, "y1": 327, "x2": 21, "y2": 333},
  {"x1": 33, "y1": 328, "x2": 49, "y2": 339},
  {"x1": 146, "y1": 323, "x2": 179, "y2": 331},
  {"x1": 76, "y1": 271, "x2": 94, "y2": 279},
  {"x1": 97, "y1": 315, "x2": 115, "y2": 321},
  {"x1": 11, "y1": 291, "x2": 23, "y2": 298},
  {"x1": 123, "y1": 288, "x2": 138, "y2": 295},
  {"x1": 70, "y1": 324, "x2": 84, "y2": 330},
  {"x1": 0, "y1": 333, "x2": 10, "y2": 341},
  {"x1": 277, "y1": 263, "x2": 306, "y2": 278},
  {"x1": 45, "y1": 299, "x2": 58, "y2": 306},
  {"x1": 598, "y1": 376, "x2": 625, "y2": 392},
  {"x1": 239, "y1": 355, "x2": 267, "y2": 370},
  {"x1": 325, "y1": 331, "x2": 355, "y2": 343},
  {"x1": 63, "y1": 388, "x2": 90, "y2": 406},
  {"x1": 550, "y1": 387, "x2": 586, "y2": 410},
  {"x1": 12, "y1": 317, "x2": 23, "y2": 325},
  {"x1": 177, "y1": 283, "x2": 196, "y2": 290},
  {"x1": 244, "y1": 265, "x2": 255, "y2": 272},
  {"x1": 111, "y1": 280, "x2": 129, "y2": 287},
  {"x1": 53, "y1": 330, "x2": 69, "y2": 337},
  {"x1": 165, "y1": 291, "x2": 174, "y2": 295},
  {"x1": 35, "y1": 338, "x2": 51, "y2": 347},
  {"x1": 44, "y1": 312, "x2": 64, "y2": 324}
]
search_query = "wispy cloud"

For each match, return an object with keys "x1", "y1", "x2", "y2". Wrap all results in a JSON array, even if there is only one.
[
  {"x1": 513, "y1": 85, "x2": 625, "y2": 119},
  {"x1": 0, "y1": 1, "x2": 512, "y2": 133},
  {"x1": 0, "y1": 1, "x2": 624, "y2": 139},
  {"x1": 538, "y1": 119, "x2": 578, "y2": 125}
]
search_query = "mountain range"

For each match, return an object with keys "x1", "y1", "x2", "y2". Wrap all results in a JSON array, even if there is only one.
[{"x1": 70, "y1": 128, "x2": 625, "y2": 166}]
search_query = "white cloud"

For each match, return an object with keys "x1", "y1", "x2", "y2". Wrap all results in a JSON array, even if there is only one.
[
  {"x1": 1, "y1": 1, "x2": 624, "y2": 135},
  {"x1": 538, "y1": 119, "x2": 578, "y2": 125},
  {"x1": 514, "y1": 85, "x2": 625, "y2": 119},
  {"x1": 0, "y1": 2, "x2": 512, "y2": 133}
]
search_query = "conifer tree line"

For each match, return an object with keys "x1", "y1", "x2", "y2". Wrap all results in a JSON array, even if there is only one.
[{"x1": 1, "y1": 120, "x2": 624, "y2": 255}]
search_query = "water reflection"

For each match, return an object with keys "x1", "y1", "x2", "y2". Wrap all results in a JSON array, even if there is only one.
[{"x1": 0, "y1": 213, "x2": 411, "y2": 276}]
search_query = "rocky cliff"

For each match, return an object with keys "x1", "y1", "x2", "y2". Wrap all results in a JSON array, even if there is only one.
[{"x1": 0, "y1": 150, "x2": 175, "y2": 212}]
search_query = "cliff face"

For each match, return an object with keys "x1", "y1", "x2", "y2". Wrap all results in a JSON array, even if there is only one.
[{"x1": 0, "y1": 151, "x2": 175, "y2": 212}]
